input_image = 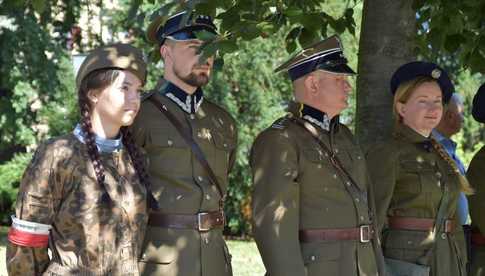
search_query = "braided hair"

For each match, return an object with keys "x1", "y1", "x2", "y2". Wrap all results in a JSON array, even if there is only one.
[
  {"x1": 430, "y1": 138, "x2": 474, "y2": 195},
  {"x1": 78, "y1": 69, "x2": 157, "y2": 207}
]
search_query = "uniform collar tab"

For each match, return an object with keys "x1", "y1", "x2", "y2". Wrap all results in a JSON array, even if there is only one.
[{"x1": 163, "y1": 81, "x2": 204, "y2": 114}]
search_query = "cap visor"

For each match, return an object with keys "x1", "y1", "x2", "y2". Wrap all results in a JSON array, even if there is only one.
[{"x1": 319, "y1": 64, "x2": 356, "y2": 75}]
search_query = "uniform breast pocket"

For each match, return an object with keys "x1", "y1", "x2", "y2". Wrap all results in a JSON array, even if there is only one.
[
  {"x1": 396, "y1": 160, "x2": 431, "y2": 195},
  {"x1": 147, "y1": 127, "x2": 191, "y2": 176},
  {"x1": 302, "y1": 147, "x2": 331, "y2": 167},
  {"x1": 212, "y1": 131, "x2": 236, "y2": 179}
]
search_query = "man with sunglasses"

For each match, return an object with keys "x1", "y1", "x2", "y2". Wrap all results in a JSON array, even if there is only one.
[{"x1": 130, "y1": 11, "x2": 237, "y2": 276}]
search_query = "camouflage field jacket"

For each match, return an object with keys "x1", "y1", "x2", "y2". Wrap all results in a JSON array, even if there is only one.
[{"x1": 6, "y1": 133, "x2": 148, "y2": 276}]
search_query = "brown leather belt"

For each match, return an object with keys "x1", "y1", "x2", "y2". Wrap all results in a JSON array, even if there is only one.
[
  {"x1": 299, "y1": 225, "x2": 374, "y2": 243},
  {"x1": 472, "y1": 232, "x2": 485, "y2": 246},
  {"x1": 148, "y1": 211, "x2": 224, "y2": 232},
  {"x1": 388, "y1": 217, "x2": 455, "y2": 233}
]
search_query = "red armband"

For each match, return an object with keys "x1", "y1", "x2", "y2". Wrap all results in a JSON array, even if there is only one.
[{"x1": 8, "y1": 216, "x2": 51, "y2": 248}]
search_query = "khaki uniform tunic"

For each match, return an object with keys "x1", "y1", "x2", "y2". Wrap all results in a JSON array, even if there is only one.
[
  {"x1": 467, "y1": 145, "x2": 485, "y2": 276},
  {"x1": 6, "y1": 134, "x2": 148, "y2": 275},
  {"x1": 366, "y1": 123, "x2": 467, "y2": 276},
  {"x1": 130, "y1": 83, "x2": 237, "y2": 276},
  {"x1": 250, "y1": 102, "x2": 380, "y2": 276}
]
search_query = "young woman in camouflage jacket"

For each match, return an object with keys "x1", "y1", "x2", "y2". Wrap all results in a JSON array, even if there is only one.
[{"x1": 6, "y1": 43, "x2": 155, "y2": 275}]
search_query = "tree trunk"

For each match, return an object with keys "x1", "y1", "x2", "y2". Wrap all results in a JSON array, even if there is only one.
[{"x1": 356, "y1": 0, "x2": 416, "y2": 149}]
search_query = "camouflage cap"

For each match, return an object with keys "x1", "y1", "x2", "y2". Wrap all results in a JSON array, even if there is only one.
[
  {"x1": 275, "y1": 35, "x2": 356, "y2": 81},
  {"x1": 76, "y1": 43, "x2": 147, "y2": 89}
]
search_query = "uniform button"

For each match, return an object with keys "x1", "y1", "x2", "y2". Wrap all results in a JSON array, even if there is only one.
[
  {"x1": 205, "y1": 194, "x2": 211, "y2": 200},
  {"x1": 142, "y1": 253, "x2": 147, "y2": 259},
  {"x1": 198, "y1": 176, "x2": 203, "y2": 181},
  {"x1": 325, "y1": 153, "x2": 329, "y2": 157},
  {"x1": 407, "y1": 241, "x2": 413, "y2": 245},
  {"x1": 436, "y1": 172, "x2": 442, "y2": 178},
  {"x1": 176, "y1": 195, "x2": 183, "y2": 200},
  {"x1": 360, "y1": 216, "x2": 365, "y2": 221},
  {"x1": 346, "y1": 181, "x2": 350, "y2": 186},
  {"x1": 317, "y1": 164, "x2": 322, "y2": 169},
  {"x1": 441, "y1": 233, "x2": 447, "y2": 239},
  {"x1": 190, "y1": 114, "x2": 196, "y2": 120},
  {"x1": 334, "y1": 148, "x2": 339, "y2": 153},
  {"x1": 355, "y1": 198, "x2": 360, "y2": 203},
  {"x1": 310, "y1": 255, "x2": 316, "y2": 261},
  {"x1": 204, "y1": 238, "x2": 210, "y2": 244},
  {"x1": 437, "y1": 181, "x2": 441, "y2": 187},
  {"x1": 357, "y1": 155, "x2": 362, "y2": 160},
  {"x1": 323, "y1": 187, "x2": 328, "y2": 192},
  {"x1": 334, "y1": 174, "x2": 338, "y2": 179},
  {"x1": 167, "y1": 140, "x2": 173, "y2": 146},
  {"x1": 223, "y1": 143, "x2": 227, "y2": 148}
]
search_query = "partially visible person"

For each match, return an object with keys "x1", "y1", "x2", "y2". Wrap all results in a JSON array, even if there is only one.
[
  {"x1": 467, "y1": 83, "x2": 485, "y2": 276},
  {"x1": 367, "y1": 61, "x2": 471, "y2": 276},
  {"x1": 6, "y1": 43, "x2": 154, "y2": 275},
  {"x1": 432, "y1": 92, "x2": 472, "y2": 272}
]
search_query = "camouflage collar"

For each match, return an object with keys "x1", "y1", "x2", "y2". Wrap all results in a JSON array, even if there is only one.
[
  {"x1": 288, "y1": 101, "x2": 335, "y2": 131},
  {"x1": 73, "y1": 124, "x2": 123, "y2": 153},
  {"x1": 162, "y1": 81, "x2": 204, "y2": 114}
]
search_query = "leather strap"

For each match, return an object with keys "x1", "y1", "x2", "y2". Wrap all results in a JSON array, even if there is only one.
[
  {"x1": 148, "y1": 95, "x2": 226, "y2": 206},
  {"x1": 388, "y1": 217, "x2": 456, "y2": 233},
  {"x1": 292, "y1": 116, "x2": 387, "y2": 275},
  {"x1": 299, "y1": 225, "x2": 374, "y2": 243},
  {"x1": 148, "y1": 211, "x2": 225, "y2": 232}
]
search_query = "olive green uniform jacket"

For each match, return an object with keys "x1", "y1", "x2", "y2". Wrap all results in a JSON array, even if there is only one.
[
  {"x1": 467, "y1": 145, "x2": 485, "y2": 276},
  {"x1": 250, "y1": 102, "x2": 381, "y2": 276},
  {"x1": 7, "y1": 134, "x2": 148, "y2": 275},
  {"x1": 130, "y1": 84, "x2": 237, "y2": 276},
  {"x1": 366, "y1": 123, "x2": 467, "y2": 276}
]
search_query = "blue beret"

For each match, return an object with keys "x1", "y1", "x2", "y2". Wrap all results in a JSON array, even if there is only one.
[
  {"x1": 147, "y1": 11, "x2": 217, "y2": 45},
  {"x1": 390, "y1": 61, "x2": 454, "y2": 103},
  {"x1": 472, "y1": 83, "x2": 485, "y2": 123},
  {"x1": 275, "y1": 35, "x2": 355, "y2": 81}
]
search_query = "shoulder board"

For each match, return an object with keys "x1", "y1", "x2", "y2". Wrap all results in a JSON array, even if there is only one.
[
  {"x1": 141, "y1": 90, "x2": 156, "y2": 101},
  {"x1": 271, "y1": 115, "x2": 292, "y2": 130}
]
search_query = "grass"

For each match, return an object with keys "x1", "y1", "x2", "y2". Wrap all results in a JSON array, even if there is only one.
[{"x1": 0, "y1": 226, "x2": 264, "y2": 276}]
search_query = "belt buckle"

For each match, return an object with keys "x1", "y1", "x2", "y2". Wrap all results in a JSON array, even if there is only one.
[
  {"x1": 197, "y1": 212, "x2": 210, "y2": 232},
  {"x1": 444, "y1": 219, "x2": 452, "y2": 232},
  {"x1": 360, "y1": 225, "x2": 371, "y2": 243}
]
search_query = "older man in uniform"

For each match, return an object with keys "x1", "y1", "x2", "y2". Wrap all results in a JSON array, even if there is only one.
[
  {"x1": 130, "y1": 11, "x2": 237, "y2": 276},
  {"x1": 250, "y1": 36, "x2": 384, "y2": 276}
]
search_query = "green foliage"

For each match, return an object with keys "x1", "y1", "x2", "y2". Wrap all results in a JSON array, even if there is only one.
[
  {"x1": 415, "y1": 0, "x2": 485, "y2": 73},
  {"x1": 0, "y1": 153, "x2": 32, "y2": 224}
]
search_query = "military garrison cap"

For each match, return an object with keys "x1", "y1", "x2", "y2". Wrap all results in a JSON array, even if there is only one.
[
  {"x1": 147, "y1": 11, "x2": 217, "y2": 46},
  {"x1": 275, "y1": 35, "x2": 356, "y2": 81},
  {"x1": 390, "y1": 61, "x2": 453, "y2": 103},
  {"x1": 76, "y1": 43, "x2": 147, "y2": 89},
  {"x1": 472, "y1": 83, "x2": 485, "y2": 123}
]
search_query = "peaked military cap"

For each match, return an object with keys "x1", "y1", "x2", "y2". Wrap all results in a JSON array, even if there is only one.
[
  {"x1": 76, "y1": 43, "x2": 146, "y2": 89},
  {"x1": 472, "y1": 83, "x2": 485, "y2": 123},
  {"x1": 275, "y1": 35, "x2": 356, "y2": 81},
  {"x1": 147, "y1": 11, "x2": 217, "y2": 46},
  {"x1": 390, "y1": 61, "x2": 453, "y2": 103}
]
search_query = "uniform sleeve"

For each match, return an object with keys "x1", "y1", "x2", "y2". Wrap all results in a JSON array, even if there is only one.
[
  {"x1": 366, "y1": 143, "x2": 399, "y2": 231},
  {"x1": 7, "y1": 142, "x2": 60, "y2": 275},
  {"x1": 129, "y1": 106, "x2": 149, "y2": 148},
  {"x1": 467, "y1": 146, "x2": 485, "y2": 233},
  {"x1": 228, "y1": 117, "x2": 238, "y2": 174},
  {"x1": 250, "y1": 129, "x2": 306, "y2": 276}
]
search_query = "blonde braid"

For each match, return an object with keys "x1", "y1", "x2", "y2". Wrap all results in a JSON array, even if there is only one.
[{"x1": 430, "y1": 138, "x2": 474, "y2": 195}]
